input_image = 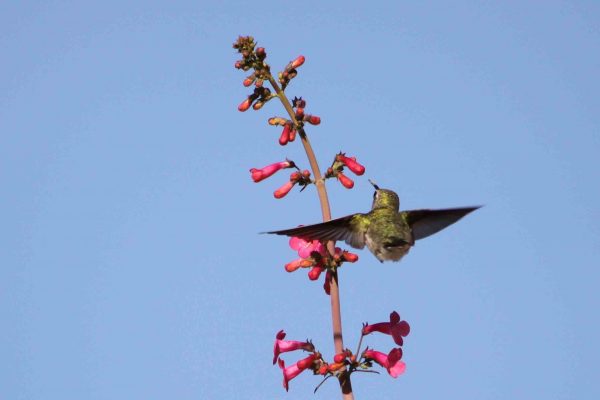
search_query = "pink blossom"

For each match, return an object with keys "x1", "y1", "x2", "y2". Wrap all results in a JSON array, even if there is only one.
[
  {"x1": 337, "y1": 172, "x2": 354, "y2": 189},
  {"x1": 363, "y1": 348, "x2": 406, "y2": 378},
  {"x1": 362, "y1": 311, "x2": 410, "y2": 346},
  {"x1": 250, "y1": 160, "x2": 293, "y2": 183},
  {"x1": 274, "y1": 180, "x2": 296, "y2": 199},
  {"x1": 278, "y1": 354, "x2": 317, "y2": 391},
  {"x1": 273, "y1": 330, "x2": 315, "y2": 364},
  {"x1": 337, "y1": 154, "x2": 366, "y2": 175},
  {"x1": 289, "y1": 236, "x2": 325, "y2": 259}
]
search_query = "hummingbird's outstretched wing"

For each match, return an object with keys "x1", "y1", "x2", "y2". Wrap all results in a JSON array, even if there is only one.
[
  {"x1": 266, "y1": 214, "x2": 368, "y2": 249},
  {"x1": 403, "y1": 206, "x2": 481, "y2": 241}
]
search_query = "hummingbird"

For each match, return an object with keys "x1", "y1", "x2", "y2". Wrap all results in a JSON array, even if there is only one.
[{"x1": 267, "y1": 181, "x2": 480, "y2": 263}]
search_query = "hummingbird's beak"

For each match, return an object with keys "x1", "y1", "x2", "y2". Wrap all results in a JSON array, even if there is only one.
[{"x1": 368, "y1": 179, "x2": 380, "y2": 190}]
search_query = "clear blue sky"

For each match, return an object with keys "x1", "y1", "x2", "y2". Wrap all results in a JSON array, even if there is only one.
[{"x1": 2, "y1": 1, "x2": 599, "y2": 399}]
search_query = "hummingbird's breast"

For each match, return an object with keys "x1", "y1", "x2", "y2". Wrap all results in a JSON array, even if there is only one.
[
  {"x1": 366, "y1": 235, "x2": 412, "y2": 262},
  {"x1": 365, "y1": 209, "x2": 414, "y2": 262}
]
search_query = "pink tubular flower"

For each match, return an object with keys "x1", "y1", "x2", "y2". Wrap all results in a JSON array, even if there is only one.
[
  {"x1": 278, "y1": 354, "x2": 317, "y2": 391},
  {"x1": 273, "y1": 330, "x2": 315, "y2": 364},
  {"x1": 363, "y1": 348, "x2": 406, "y2": 378},
  {"x1": 337, "y1": 172, "x2": 354, "y2": 189},
  {"x1": 337, "y1": 154, "x2": 366, "y2": 175},
  {"x1": 250, "y1": 160, "x2": 294, "y2": 183},
  {"x1": 289, "y1": 236, "x2": 325, "y2": 259},
  {"x1": 274, "y1": 180, "x2": 295, "y2": 198},
  {"x1": 362, "y1": 311, "x2": 410, "y2": 346}
]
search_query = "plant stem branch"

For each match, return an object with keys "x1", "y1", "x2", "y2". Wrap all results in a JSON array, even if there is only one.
[{"x1": 268, "y1": 76, "x2": 354, "y2": 399}]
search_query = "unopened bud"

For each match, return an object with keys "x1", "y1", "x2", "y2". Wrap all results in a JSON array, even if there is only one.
[
  {"x1": 305, "y1": 115, "x2": 321, "y2": 125},
  {"x1": 290, "y1": 55, "x2": 305, "y2": 69},
  {"x1": 268, "y1": 117, "x2": 287, "y2": 126},
  {"x1": 274, "y1": 181, "x2": 295, "y2": 199},
  {"x1": 238, "y1": 97, "x2": 253, "y2": 112},
  {"x1": 337, "y1": 172, "x2": 354, "y2": 189}
]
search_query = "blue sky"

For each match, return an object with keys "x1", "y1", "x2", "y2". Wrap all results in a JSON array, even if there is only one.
[{"x1": 2, "y1": 1, "x2": 599, "y2": 399}]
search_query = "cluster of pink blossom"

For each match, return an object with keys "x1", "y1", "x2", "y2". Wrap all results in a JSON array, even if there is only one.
[{"x1": 273, "y1": 311, "x2": 410, "y2": 391}]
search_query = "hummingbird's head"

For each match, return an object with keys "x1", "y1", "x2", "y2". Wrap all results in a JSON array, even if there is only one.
[{"x1": 369, "y1": 180, "x2": 400, "y2": 211}]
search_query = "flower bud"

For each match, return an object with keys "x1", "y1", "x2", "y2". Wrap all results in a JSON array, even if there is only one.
[
  {"x1": 291, "y1": 55, "x2": 305, "y2": 69},
  {"x1": 285, "y1": 258, "x2": 313, "y2": 272},
  {"x1": 337, "y1": 172, "x2": 354, "y2": 189},
  {"x1": 268, "y1": 117, "x2": 287, "y2": 126},
  {"x1": 341, "y1": 251, "x2": 359, "y2": 263},
  {"x1": 279, "y1": 123, "x2": 292, "y2": 145},
  {"x1": 288, "y1": 127, "x2": 297, "y2": 142},
  {"x1": 274, "y1": 181, "x2": 295, "y2": 199},
  {"x1": 308, "y1": 266, "x2": 324, "y2": 280},
  {"x1": 323, "y1": 271, "x2": 332, "y2": 295},
  {"x1": 255, "y1": 47, "x2": 266, "y2": 59},
  {"x1": 337, "y1": 154, "x2": 366, "y2": 175},
  {"x1": 238, "y1": 97, "x2": 253, "y2": 112},
  {"x1": 334, "y1": 353, "x2": 347, "y2": 363},
  {"x1": 304, "y1": 115, "x2": 321, "y2": 125}
]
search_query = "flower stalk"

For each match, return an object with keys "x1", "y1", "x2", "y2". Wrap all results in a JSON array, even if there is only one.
[{"x1": 267, "y1": 75, "x2": 353, "y2": 397}]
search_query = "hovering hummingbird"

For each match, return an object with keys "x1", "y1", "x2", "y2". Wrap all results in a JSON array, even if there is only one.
[{"x1": 267, "y1": 181, "x2": 480, "y2": 262}]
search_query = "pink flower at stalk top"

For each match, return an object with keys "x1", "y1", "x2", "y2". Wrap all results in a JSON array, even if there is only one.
[
  {"x1": 362, "y1": 311, "x2": 410, "y2": 346},
  {"x1": 273, "y1": 330, "x2": 315, "y2": 364},
  {"x1": 250, "y1": 160, "x2": 294, "y2": 183},
  {"x1": 363, "y1": 348, "x2": 406, "y2": 378}
]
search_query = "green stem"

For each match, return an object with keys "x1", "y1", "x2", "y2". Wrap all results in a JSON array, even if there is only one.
[{"x1": 268, "y1": 75, "x2": 354, "y2": 399}]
